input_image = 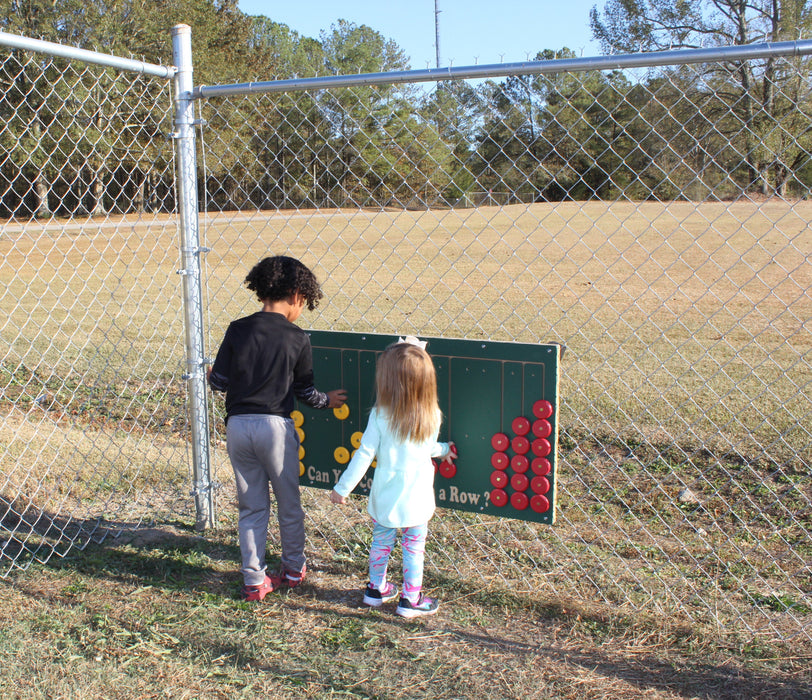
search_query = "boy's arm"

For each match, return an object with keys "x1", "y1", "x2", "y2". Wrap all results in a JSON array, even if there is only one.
[
  {"x1": 292, "y1": 338, "x2": 345, "y2": 408},
  {"x1": 208, "y1": 330, "x2": 232, "y2": 392},
  {"x1": 293, "y1": 381, "x2": 330, "y2": 408},
  {"x1": 293, "y1": 384, "x2": 346, "y2": 409}
]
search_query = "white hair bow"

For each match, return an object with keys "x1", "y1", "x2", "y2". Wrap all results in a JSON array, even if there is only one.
[{"x1": 398, "y1": 335, "x2": 427, "y2": 350}]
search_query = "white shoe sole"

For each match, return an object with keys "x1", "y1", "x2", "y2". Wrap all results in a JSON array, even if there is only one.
[{"x1": 395, "y1": 603, "x2": 440, "y2": 618}]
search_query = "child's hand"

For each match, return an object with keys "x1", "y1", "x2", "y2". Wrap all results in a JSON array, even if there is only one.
[
  {"x1": 442, "y1": 441, "x2": 458, "y2": 464},
  {"x1": 327, "y1": 389, "x2": 347, "y2": 408},
  {"x1": 330, "y1": 489, "x2": 346, "y2": 504}
]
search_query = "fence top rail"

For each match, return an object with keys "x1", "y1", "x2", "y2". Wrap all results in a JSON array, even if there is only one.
[
  {"x1": 193, "y1": 39, "x2": 812, "y2": 99},
  {"x1": 0, "y1": 30, "x2": 176, "y2": 79}
]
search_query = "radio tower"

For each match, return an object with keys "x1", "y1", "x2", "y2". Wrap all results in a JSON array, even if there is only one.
[{"x1": 434, "y1": 0, "x2": 441, "y2": 68}]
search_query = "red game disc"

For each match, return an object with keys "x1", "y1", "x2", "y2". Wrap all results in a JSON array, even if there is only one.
[
  {"x1": 491, "y1": 452, "x2": 509, "y2": 470},
  {"x1": 532, "y1": 419, "x2": 552, "y2": 438},
  {"x1": 511, "y1": 436, "x2": 530, "y2": 454},
  {"x1": 531, "y1": 438, "x2": 551, "y2": 457},
  {"x1": 533, "y1": 400, "x2": 553, "y2": 419},
  {"x1": 531, "y1": 457, "x2": 551, "y2": 475},
  {"x1": 491, "y1": 433, "x2": 510, "y2": 451},
  {"x1": 531, "y1": 475, "x2": 550, "y2": 494},
  {"x1": 490, "y1": 470, "x2": 508, "y2": 488},
  {"x1": 511, "y1": 416, "x2": 530, "y2": 436},
  {"x1": 439, "y1": 461, "x2": 457, "y2": 479},
  {"x1": 530, "y1": 494, "x2": 550, "y2": 513},
  {"x1": 511, "y1": 454, "x2": 529, "y2": 473},
  {"x1": 510, "y1": 473, "x2": 529, "y2": 491},
  {"x1": 490, "y1": 488, "x2": 508, "y2": 507},
  {"x1": 510, "y1": 491, "x2": 529, "y2": 510}
]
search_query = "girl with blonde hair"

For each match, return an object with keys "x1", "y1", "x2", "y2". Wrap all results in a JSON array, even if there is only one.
[{"x1": 331, "y1": 338, "x2": 456, "y2": 617}]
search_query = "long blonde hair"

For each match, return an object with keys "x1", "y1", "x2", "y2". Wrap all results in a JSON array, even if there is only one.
[{"x1": 375, "y1": 342, "x2": 441, "y2": 443}]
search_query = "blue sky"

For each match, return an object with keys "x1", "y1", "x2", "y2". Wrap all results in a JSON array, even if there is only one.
[{"x1": 237, "y1": 1, "x2": 602, "y2": 70}]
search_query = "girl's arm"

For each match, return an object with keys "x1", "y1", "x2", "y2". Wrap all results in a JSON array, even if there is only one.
[
  {"x1": 432, "y1": 441, "x2": 453, "y2": 459},
  {"x1": 433, "y1": 441, "x2": 457, "y2": 467},
  {"x1": 332, "y1": 412, "x2": 380, "y2": 501}
]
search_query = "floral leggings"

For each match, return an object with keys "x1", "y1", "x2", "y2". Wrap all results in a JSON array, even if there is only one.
[{"x1": 368, "y1": 520, "x2": 428, "y2": 602}]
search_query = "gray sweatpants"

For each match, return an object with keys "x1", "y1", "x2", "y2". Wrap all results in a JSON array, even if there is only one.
[{"x1": 226, "y1": 414, "x2": 305, "y2": 586}]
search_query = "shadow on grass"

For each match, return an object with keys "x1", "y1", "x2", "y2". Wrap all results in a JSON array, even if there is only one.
[
  {"x1": 0, "y1": 491, "x2": 238, "y2": 593},
  {"x1": 265, "y1": 578, "x2": 812, "y2": 700},
  {"x1": 4, "y1": 503, "x2": 810, "y2": 699},
  {"x1": 59, "y1": 526, "x2": 239, "y2": 592},
  {"x1": 409, "y1": 571, "x2": 811, "y2": 700},
  {"x1": 447, "y1": 627, "x2": 810, "y2": 700}
]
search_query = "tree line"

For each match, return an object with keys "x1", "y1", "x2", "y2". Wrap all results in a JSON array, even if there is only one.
[{"x1": 1, "y1": 0, "x2": 811, "y2": 218}]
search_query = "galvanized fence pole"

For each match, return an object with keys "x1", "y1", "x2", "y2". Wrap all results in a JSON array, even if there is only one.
[
  {"x1": 0, "y1": 29, "x2": 176, "y2": 77},
  {"x1": 172, "y1": 24, "x2": 214, "y2": 530},
  {"x1": 193, "y1": 39, "x2": 812, "y2": 98}
]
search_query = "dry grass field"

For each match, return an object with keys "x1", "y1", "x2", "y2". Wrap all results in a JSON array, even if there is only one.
[
  {"x1": 1, "y1": 514, "x2": 810, "y2": 699},
  {"x1": 1, "y1": 200, "x2": 810, "y2": 698}
]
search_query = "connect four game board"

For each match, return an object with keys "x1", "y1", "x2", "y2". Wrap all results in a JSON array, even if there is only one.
[{"x1": 294, "y1": 331, "x2": 561, "y2": 524}]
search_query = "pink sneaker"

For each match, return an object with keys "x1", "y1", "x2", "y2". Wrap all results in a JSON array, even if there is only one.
[{"x1": 241, "y1": 574, "x2": 278, "y2": 601}]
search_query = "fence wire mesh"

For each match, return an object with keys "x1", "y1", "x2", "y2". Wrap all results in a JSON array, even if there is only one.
[
  {"x1": 0, "y1": 47, "x2": 189, "y2": 574},
  {"x1": 198, "y1": 54, "x2": 811, "y2": 643},
  {"x1": 0, "y1": 34, "x2": 809, "y2": 646}
]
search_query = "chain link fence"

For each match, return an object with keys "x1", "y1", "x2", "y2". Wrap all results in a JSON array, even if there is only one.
[
  {"x1": 198, "y1": 45, "x2": 811, "y2": 643},
  {"x1": 0, "y1": 36, "x2": 189, "y2": 573},
  {"x1": 0, "y1": 29, "x2": 809, "y2": 644}
]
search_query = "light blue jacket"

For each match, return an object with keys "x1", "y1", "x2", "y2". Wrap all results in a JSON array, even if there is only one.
[{"x1": 333, "y1": 407, "x2": 450, "y2": 528}]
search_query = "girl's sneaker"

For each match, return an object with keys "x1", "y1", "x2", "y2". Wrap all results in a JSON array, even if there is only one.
[
  {"x1": 363, "y1": 581, "x2": 399, "y2": 607},
  {"x1": 241, "y1": 574, "x2": 277, "y2": 602},
  {"x1": 395, "y1": 593, "x2": 439, "y2": 618}
]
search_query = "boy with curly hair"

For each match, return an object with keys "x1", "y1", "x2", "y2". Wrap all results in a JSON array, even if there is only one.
[{"x1": 209, "y1": 255, "x2": 346, "y2": 601}]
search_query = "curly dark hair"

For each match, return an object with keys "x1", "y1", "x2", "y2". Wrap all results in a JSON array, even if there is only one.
[{"x1": 244, "y1": 256, "x2": 324, "y2": 310}]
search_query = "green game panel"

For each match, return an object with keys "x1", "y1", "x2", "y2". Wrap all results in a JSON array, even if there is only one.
[{"x1": 295, "y1": 331, "x2": 561, "y2": 525}]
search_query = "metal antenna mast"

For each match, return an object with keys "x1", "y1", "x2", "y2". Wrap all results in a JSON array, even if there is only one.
[{"x1": 434, "y1": 0, "x2": 441, "y2": 68}]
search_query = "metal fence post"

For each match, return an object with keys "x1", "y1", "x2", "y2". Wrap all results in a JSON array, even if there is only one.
[{"x1": 172, "y1": 24, "x2": 214, "y2": 530}]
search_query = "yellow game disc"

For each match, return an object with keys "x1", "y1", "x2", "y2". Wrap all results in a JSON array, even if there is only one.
[
  {"x1": 334, "y1": 446, "x2": 350, "y2": 464},
  {"x1": 299, "y1": 462, "x2": 305, "y2": 476},
  {"x1": 290, "y1": 410, "x2": 304, "y2": 427},
  {"x1": 350, "y1": 431, "x2": 363, "y2": 448},
  {"x1": 333, "y1": 404, "x2": 350, "y2": 420},
  {"x1": 298, "y1": 445, "x2": 305, "y2": 459},
  {"x1": 296, "y1": 427, "x2": 305, "y2": 442}
]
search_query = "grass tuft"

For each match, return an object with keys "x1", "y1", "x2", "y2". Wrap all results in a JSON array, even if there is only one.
[{"x1": 0, "y1": 520, "x2": 810, "y2": 699}]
